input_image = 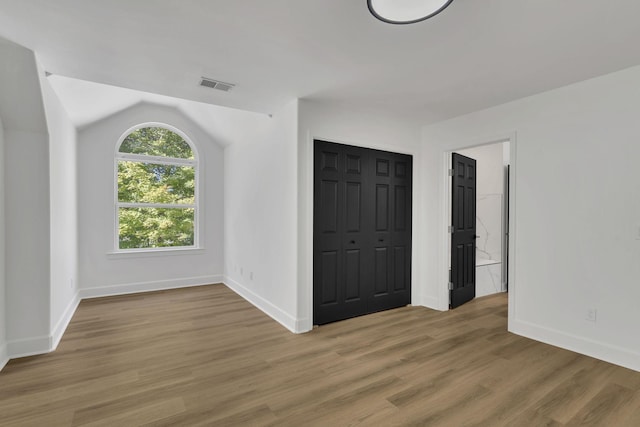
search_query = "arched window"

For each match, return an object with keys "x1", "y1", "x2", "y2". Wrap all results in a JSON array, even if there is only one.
[{"x1": 115, "y1": 124, "x2": 198, "y2": 250}]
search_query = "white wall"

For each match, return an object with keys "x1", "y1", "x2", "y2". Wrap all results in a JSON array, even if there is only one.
[
  {"x1": 0, "y1": 38, "x2": 51, "y2": 358},
  {"x1": 4, "y1": 130, "x2": 51, "y2": 355},
  {"x1": 224, "y1": 100, "x2": 299, "y2": 331},
  {"x1": 297, "y1": 100, "x2": 423, "y2": 331},
  {"x1": 39, "y1": 70, "x2": 79, "y2": 349},
  {"x1": 0, "y1": 116, "x2": 7, "y2": 369},
  {"x1": 77, "y1": 103, "x2": 224, "y2": 297},
  {"x1": 458, "y1": 143, "x2": 505, "y2": 196},
  {"x1": 422, "y1": 65, "x2": 640, "y2": 371}
]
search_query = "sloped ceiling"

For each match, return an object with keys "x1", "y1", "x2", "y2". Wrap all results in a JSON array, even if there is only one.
[
  {"x1": 48, "y1": 75, "x2": 267, "y2": 147},
  {"x1": 1, "y1": 1, "x2": 640, "y2": 124}
]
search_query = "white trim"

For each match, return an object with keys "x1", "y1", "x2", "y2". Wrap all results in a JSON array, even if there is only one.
[
  {"x1": 506, "y1": 135, "x2": 518, "y2": 328},
  {"x1": 303, "y1": 134, "x2": 419, "y2": 328},
  {"x1": 302, "y1": 130, "x2": 314, "y2": 332},
  {"x1": 438, "y1": 149, "x2": 452, "y2": 311},
  {"x1": 3, "y1": 278, "x2": 223, "y2": 367},
  {"x1": 51, "y1": 292, "x2": 81, "y2": 351},
  {"x1": 0, "y1": 342, "x2": 8, "y2": 372},
  {"x1": 510, "y1": 318, "x2": 640, "y2": 372},
  {"x1": 107, "y1": 247, "x2": 205, "y2": 259},
  {"x1": 7, "y1": 335, "x2": 51, "y2": 359},
  {"x1": 224, "y1": 276, "x2": 299, "y2": 333},
  {"x1": 439, "y1": 133, "x2": 517, "y2": 312},
  {"x1": 310, "y1": 134, "x2": 418, "y2": 156},
  {"x1": 79, "y1": 275, "x2": 223, "y2": 299},
  {"x1": 295, "y1": 317, "x2": 311, "y2": 333},
  {"x1": 118, "y1": 202, "x2": 196, "y2": 209},
  {"x1": 116, "y1": 153, "x2": 196, "y2": 166},
  {"x1": 422, "y1": 296, "x2": 441, "y2": 310}
]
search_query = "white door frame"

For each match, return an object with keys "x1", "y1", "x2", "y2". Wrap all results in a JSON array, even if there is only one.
[
  {"x1": 439, "y1": 133, "x2": 517, "y2": 328},
  {"x1": 302, "y1": 133, "x2": 419, "y2": 332}
]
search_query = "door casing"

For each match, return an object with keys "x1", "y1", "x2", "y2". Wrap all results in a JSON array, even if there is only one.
[
  {"x1": 441, "y1": 135, "x2": 516, "y2": 321},
  {"x1": 313, "y1": 139, "x2": 413, "y2": 325}
]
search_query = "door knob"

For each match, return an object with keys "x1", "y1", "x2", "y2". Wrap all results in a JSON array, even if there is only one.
[
  {"x1": 378, "y1": 238, "x2": 384, "y2": 242},
  {"x1": 350, "y1": 240, "x2": 356, "y2": 244}
]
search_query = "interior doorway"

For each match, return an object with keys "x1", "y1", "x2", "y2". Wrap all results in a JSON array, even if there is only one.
[{"x1": 448, "y1": 140, "x2": 510, "y2": 309}]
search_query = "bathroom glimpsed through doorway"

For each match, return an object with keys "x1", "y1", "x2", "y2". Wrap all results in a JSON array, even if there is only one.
[{"x1": 454, "y1": 141, "x2": 509, "y2": 300}]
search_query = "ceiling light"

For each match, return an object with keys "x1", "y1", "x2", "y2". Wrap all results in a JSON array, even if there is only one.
[{"x1": 367, "y1": 0, "x2": 454, "y2": 24}]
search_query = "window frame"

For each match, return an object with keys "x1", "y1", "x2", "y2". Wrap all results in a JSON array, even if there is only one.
[{"x1": 114, "y1": 122, "x2": 200, "y2": 253}]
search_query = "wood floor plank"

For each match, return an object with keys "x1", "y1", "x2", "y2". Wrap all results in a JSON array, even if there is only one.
[
  {"x1": 565, "y1": 383, "x2": 636, "y2": 426},
  {"x1": 0, "y1": 285, "x2": 639, "y2": 426}
]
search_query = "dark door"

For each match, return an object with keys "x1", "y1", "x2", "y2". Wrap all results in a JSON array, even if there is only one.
[
  {"x1": 368, "y1": 152, "x2": 412, "y2": 313},
  {"x1": 450, "y1": 153, "x2": 476, "y2": 309},
  {"x1": 314, "y1": 140, "x2": 412, "y2": 325}
]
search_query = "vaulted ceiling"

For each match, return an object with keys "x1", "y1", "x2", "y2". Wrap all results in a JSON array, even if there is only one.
[{"x1": 1, "y1": 0, "x2": 640, "y2": 123}]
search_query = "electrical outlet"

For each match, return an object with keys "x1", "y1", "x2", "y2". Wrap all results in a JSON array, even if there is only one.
[
  {"x1": 250, "y1": 272, "x2": 254, "y2": 280},
  {"x1": 240, "y1": 267, "x2": 243, "y2": 276},
  {"x1": 70, "y1": 278, "x2": 74, "y2": 290},
  {"x1": 635, "y1": 224, "x2": 640, "y2": 240},
  {"x1": 586, "y1": 308, "x2": 597, "y2": 322}
]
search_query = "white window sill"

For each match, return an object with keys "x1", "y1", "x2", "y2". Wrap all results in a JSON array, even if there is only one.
[{"x1": 107, "y1": 247, "x2": 204, "y2": 260}]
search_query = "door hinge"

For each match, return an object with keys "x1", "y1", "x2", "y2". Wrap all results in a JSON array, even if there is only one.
[
  {"x1": 448, "y1": 225, "x2": 455, "y2": 233},
  {"x1": 448, "y1": 168, "x2": 454, "y2": 176},
  {"x1": 448, "y1": 282, "x2": 454, "y2": 291}
]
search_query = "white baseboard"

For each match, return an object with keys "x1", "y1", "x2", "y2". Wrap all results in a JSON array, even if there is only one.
[
  {"x1": 51, "y1": 293, "x2": 81, "y2": 351},
  {"x1": 295, "y1": 318, "x2": 313, "y2": 333},
  {"x1": 6, "y1": 335, "x2": 51, "y2": 360},
  {"x1": 79, "y1": 275, "x2": 223, "y2": 299},
  {"x1": 422, "y1": 295, "x2": 446, "y2": 311},
  {"x1": 223, "y1": 276, "x2": 299, "y2": 333},
  {"x1": 5, "y1": 295, "x2": 81, "y2": 362},
  {"x1": 510, "y1": 318, "x2": 640, "y2": 372},
  {"x1": 0, "y1": 342, "x2": 8, "y2": 371},
  {"x1": 3, "y1": 276, "x2": 223, "y2": 368}
]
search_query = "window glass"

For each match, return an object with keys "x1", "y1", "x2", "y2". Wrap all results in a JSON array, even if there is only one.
[
  {"x1": 119, "y1": 127, "x2": 194, "y2": 159},
  {"x1": 117, "y1": 161, "x2": 195, "y2": 204},
  {"x1": 116, "y1": 126, "x2": 198, "y2": 250}
]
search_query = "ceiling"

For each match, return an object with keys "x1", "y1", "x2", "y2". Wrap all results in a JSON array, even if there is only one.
[
  {"x1": 46, "y1": 74, "x2": 267, "y2": 146},
  {"x1": 1, "y1": 0, "x2": 640, "y2": 124}
]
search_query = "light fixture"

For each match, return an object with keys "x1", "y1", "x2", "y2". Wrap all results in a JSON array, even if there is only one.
[{"x1": 367, "y1": 0, "x2": 454, "y2": 24}]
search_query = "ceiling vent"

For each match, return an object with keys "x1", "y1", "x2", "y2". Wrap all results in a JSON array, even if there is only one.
[{"x1": 200, "y1": 77, "x2": 235, "y2": 92}]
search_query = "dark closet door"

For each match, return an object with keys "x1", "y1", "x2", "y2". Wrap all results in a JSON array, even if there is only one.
[
  {"x1": 368, "y1": 152, "x2": 412, "y2": 313},
  {"x1": 450, "y1": 153, "x2": 477, "y2": 309},
  {"x1": 313, "y1": 143, "x2": 369, "y2": 324},
  {"x1": 314, "y1": 140, "x2": 412, "y2": 325}
]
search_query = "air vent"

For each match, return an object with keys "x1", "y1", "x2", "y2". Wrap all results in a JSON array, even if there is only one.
[{"x1": 200, "y1": 77, "x2": 235, "y2": 92}]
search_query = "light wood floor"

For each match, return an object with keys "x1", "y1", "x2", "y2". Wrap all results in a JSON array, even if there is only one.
[{"x1": 1, "y1": 285, "x2": 639, "y2": 426}]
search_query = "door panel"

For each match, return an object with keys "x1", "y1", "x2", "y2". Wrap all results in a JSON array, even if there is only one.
[
  {"x1": 375, "y1": 184, "x2": 389, "y2": 231},
  {"x1": 314, "y1": 140, "x2": 412, "y2": 324},
  {"x1": 346, "y1": 182, "x2": 361, "y2": 232},
  {"x1": 345, "y1": 249, "x2": 362, "y2": 301},
  {"x1": 394, "y1": 246, "x2": 407, "y2": 291},
  {"x1": 368, "y1": 152, "x2": 412, "y2": 314},
  {"x1": 374, "y1": 247, "x2": 389, "y2": 295},
  {"x1": 320, "y1": 180, "x2": 338, "y2": 232},
  {"x1": 450, "y1": 152, "x2": 477, "y2": 309},
  {"x1": 394, "y1": 185, "x2": 407, "y2": 230},
  {"x1": 320, "y1": 251, "x2": 338, "y2": 304}
]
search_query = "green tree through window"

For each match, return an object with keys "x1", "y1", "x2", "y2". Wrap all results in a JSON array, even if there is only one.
[{"x1": 116, "y1": 126, "x2": 197, "y2": 249}]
